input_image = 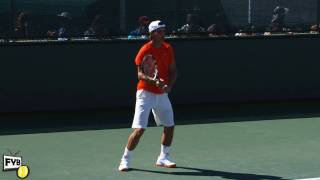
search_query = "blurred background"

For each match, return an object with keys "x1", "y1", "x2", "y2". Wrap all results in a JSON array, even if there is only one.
[{"x1": 0, "y1": 0, "x2": 319, "y2": 40}]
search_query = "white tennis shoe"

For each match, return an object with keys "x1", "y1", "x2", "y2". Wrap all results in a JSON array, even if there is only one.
[
  {"x1": 156, "y1": 154, "x2": 176, "y2": 168},
  {"x1": 118, "y1": 158, "x2": 130, "y2": 172}
]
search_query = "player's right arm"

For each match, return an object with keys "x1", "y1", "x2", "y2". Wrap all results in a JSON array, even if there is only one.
[{"x1": 137, "y1": 66, "x2": 164, "y2": 87}]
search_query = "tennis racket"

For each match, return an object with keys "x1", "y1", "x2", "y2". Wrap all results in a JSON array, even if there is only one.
[
  {"x1": 141, "y1": 54, "x2": 159, "y2": 80},
  {"x1": 141, "y1": 54, "x2": 168, "y2": 90}
]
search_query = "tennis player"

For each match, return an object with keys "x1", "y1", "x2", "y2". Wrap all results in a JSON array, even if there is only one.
[{"x1": 118, "y1": 20, "x2": 178, "y2": 172}]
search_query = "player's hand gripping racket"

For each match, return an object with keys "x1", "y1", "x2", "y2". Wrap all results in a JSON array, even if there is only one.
[{"x1": 141, "y1": 54, "x2": 167, "y2": 89}]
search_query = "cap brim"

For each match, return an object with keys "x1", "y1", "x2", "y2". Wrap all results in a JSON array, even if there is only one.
[{"x1": 150, "y1": 25, "x2": 166, "y2": 33}]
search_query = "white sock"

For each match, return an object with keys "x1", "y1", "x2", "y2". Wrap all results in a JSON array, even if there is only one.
[
  {"x1": 122, "y1": 147, "x2": 132, "y2": 160},
  {"x1": 160, "y1": 144, "x2": 170, "y2": 157}
]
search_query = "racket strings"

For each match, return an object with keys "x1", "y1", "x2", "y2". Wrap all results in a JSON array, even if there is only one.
[{"x1": 142, "y1": 55, "x2": 158, "y2": 80}]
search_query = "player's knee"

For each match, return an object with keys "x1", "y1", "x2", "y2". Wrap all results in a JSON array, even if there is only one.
[{"x1": 134, "y1": 128, "x2": 145, "y2": 137}]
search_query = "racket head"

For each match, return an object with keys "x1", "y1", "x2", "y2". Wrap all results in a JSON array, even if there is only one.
[{"x1": 141, "y1": 54, "x2": 158, "y2": 80}]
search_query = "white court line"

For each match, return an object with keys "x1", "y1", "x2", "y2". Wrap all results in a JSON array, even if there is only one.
[{"x1": 296, "y1": 178, "x2": 320, "y2": 180}]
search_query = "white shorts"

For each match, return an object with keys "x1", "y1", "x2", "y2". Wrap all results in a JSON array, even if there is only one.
[{"x1": 132, "y1": 90, "x2": 174, "y2": 129}]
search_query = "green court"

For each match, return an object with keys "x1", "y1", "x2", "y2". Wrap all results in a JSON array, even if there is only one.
[{"x1": 0, "y1": 106, "x2": 319, "y2": 180}]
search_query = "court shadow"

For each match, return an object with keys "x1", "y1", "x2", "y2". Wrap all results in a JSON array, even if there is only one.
[{"x1": 130, "y1": 166, "x2": 288, "y2": 180}]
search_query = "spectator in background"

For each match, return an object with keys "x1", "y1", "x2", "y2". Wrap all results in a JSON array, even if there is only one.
[
  {"x1": 85, "y1": 0, "x2": 119, "y2": 35},
  {"x1": 207, "y1": 11, "x2": 231, "y2": 36},
  {"x1": 310, "y1": 24, "x2": 319, "y2": 34},
  {"x1": 129, "y1": 16, "x2": 150, "y2": 38},
  {"x1": 177, "y1": 14, "x2": 205, "y2": 34},
  {"x1": 14, "y1": 11, "x2": 33, "y2": 38},
  {"x1": 47, "y1": 12, "x2": 76, "y2": 39},
  {"x1": 270, "y1": 6, "x2": 289, "y2": 32},
  {"x1": 207, "y1": 24, "x2": 219, "y2": 36},
  {"x1": 84, "y1": 15, "x2": 109, "y2": 39},
  {"x1": 235, "y1": 23, "x2": 256, "y2": 37}
]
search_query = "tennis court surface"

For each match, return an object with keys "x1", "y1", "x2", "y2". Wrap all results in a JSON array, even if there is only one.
[{"x1": 0, "y1": 102, "x2": 320, "y2": 180}]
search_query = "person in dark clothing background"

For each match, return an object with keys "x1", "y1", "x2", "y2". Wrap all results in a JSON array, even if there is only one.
[
  {"x1": 84, "y1": 15, "x2": 109, "y2": 39},
  {"x1": 270, "y1": 6, "x2": 289, "y2": 32},
  {"x1": 47, "y1": 12, "x2": 76, "y2": 39},
  {"x1": 129, "y1": 16, "x2": 150, "y2": 37},
  {"x1": 14, "y1": 11, "x2": 34, "y2": 38},
  {"x1": 207, "y1": 11, "x2": 231, "y2": 36},
  {"x1": 177, "y1": 14, "x2": 205, "y2": 34}
]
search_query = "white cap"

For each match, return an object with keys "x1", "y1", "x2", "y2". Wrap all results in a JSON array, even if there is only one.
[{"x1": 148, "y1": 20, "x2": 166, "y2": 33}]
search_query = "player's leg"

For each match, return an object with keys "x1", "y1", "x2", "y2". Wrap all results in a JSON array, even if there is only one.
[
  {"x1": 152, "y1": 93, "x2": 176, "y2": 168},
  {"x1": 162, "y1": 126, "x2": 174, "y2": 147},
  {"x1": 127, "y1": 128, "x2": 145, "y2": 151},
  {"x1": 161, "y1": 125, "x2": 175, "y2": 160},
  {"x1": 157, "y1": 125, "x2": 176, "y2": 168},
  {"x1": 119, "y1": 90, "x2": 154, "y2": 172},
  {"x1": 118, "y1": 128, "x2": 145, "y2": 172}
]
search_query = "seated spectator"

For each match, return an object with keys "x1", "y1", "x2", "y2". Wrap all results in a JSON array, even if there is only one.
[
  {"x1": 129, "y1": 16, "x2": 150, "y2": 37},
  {"x1": 235, "y1": 29, "x2": 248, "y2": 37},
  {"x1": 310, "y1": 24, "x2": 319, "y2": 34},
  {"x1": 47, "y1": 12, "x2": 76, "y2": 39},
  {"x1": 207, "y1": 23, "x2": 231, "y2": 37},
  {"x1": 177, "y1": 14, "x2": 205, "y2": 34},
  {"x1": 270, "y1": 6, "x2": 289, "y2": 32},
  {"x1": 207, "y1": 24, "x2": 229, "y2": 37},
  {"x1": 207, "y1": 12, "x2": 231, "y2": 36},
  {"x1": 84, "y1": 15, "x2": 109, "y2": 39},
  {"x1": 14, "y1": 11, "x2": 34, "y2": 38}
]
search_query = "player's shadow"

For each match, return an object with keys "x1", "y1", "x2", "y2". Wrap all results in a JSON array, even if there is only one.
[{"x1": 130, "y1": 166, "x2": 288, "y2": 180}]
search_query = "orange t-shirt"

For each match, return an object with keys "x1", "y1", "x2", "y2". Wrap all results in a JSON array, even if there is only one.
[{"x1": 135, "y1": 41, "x2": 175, "y2": 94}]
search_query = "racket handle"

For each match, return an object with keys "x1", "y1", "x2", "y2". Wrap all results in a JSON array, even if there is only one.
[
  {"x1": 162, "y1": 85, "x2": 168, "y2": 89},
  {"x1": 155, "y1": 80, "x2": 167, "y2": 89},
  {"x1": 155, "y1": 79, "x2": 161, "y2": 87}
]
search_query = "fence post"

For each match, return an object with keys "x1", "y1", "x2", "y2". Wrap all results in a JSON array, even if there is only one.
[
  {"x1": 318, "y1": 0, "x2": 320, "y2": 32},
  {"x1": 248, "y1": 0, "x2": 252, "y2": 24},
  {"x1": 119, "y1": 0, "x2": 126, "y2": 34},
  {"x1": 10, "y1": 0, "x2": 16, "y2": 36}
]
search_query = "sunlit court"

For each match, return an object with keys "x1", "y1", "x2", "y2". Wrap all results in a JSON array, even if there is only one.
[
  {"x1": 1, "y1": 104, "x2": 320, "y2": 180},
  {"x1": 1, "y1": 0, "x2": 320, "y2": 179}
]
